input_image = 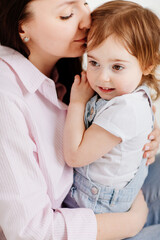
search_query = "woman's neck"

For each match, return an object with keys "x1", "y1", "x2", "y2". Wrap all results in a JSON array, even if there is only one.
[{"x1": 28, "y1": 52, "x2": 60, "y2": 78}]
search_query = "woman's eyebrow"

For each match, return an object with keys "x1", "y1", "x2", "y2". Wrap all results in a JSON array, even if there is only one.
[{"x1": 57, "y1": 0, "x2": 77, "y2": 9}]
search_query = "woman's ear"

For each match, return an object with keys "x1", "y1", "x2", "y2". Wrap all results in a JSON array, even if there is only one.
[
  {"x1": 18, "y1": 23, "x2": 30, "y2": 42},
  {"x1": 143, "y1": 65, "x2": 154, "y2": 75}
]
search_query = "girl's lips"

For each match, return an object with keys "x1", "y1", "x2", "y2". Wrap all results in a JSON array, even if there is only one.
[{"x1": 99, "y1": 87, "x2": 115, "y2": 93}]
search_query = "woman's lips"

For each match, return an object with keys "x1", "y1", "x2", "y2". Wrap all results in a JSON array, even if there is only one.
[{"x1": 74, "y1": 37, "x2": 87, "y2": 43}]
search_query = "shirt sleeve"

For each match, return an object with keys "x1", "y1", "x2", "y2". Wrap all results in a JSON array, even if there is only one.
[
  {"x1": 93, "y1": 96, "x2": 139, "y2": 142},
  {"x1": 0, "y1": 95, "x2": 97, "y2": 240}
]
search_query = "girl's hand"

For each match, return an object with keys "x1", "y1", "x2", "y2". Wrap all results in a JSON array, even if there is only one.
[
  {"x1": 143, "y1": 106, "x2": 160, "y2": 165},
  {"x1": 70, "y1": 71, "x2": 94, "y2": 104}
]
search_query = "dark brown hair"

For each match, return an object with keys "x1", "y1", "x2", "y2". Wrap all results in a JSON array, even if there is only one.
[
  {"x1": 88, "y1": 0, "x2": 160, "y2": 100},
  {"x1": 0, "y1": 0, "x2": 82, "y2": 104},
  {"x1": 0, "y1": 0, "x2": 33, "y2": 57}
]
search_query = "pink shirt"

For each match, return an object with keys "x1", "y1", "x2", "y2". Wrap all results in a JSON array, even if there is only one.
[{"x1": 0, "y1": 46, "x2": 97, "y2": 240}]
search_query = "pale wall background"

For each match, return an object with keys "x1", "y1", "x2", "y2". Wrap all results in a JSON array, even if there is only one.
[{"x1": 87, "y1": 0, "x2": 160, "y2": 152}]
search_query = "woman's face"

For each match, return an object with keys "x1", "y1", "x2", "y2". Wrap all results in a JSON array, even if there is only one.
[{"x1": 21, "y1": 0, "x2": 91, "y2": 63}]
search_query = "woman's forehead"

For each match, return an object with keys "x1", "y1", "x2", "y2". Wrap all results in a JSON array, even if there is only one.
[
  {"x1": 28, "y1": 0, "x2": 78, "y2": 12},
  {"x1": 55, "y1": 0, "x2": 84, "y2": 9}
]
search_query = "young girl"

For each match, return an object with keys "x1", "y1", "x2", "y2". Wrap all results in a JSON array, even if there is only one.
[{"x1": 63, "y1": 0, "x2": 160, "y2": 214}]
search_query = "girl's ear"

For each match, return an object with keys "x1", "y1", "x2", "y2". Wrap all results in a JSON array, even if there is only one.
[{"x1": 143, "y1": 65, "x2": 154, "y2": 75}]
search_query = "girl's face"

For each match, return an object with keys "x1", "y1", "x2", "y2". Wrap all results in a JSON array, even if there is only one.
[
  {"x1": 87, "y1": 35, "x2": 144, "y2": 100},
  {"x1": 20, "y1": 0, "x2": 91, "y2": 64}
]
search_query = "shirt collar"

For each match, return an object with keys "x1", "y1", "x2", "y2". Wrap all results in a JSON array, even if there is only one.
[{"x1": 0, "y1": 45, "x2": 56, "y2": 93}]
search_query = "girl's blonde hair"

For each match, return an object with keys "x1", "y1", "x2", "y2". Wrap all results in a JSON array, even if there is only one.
[{"x1": 88, "y1": 0, "x2": 160, "y2": 100}]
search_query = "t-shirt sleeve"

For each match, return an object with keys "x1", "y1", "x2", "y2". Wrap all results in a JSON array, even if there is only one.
[{"x1": 93, "y1": 96, "x2": 140, "y2": 142}]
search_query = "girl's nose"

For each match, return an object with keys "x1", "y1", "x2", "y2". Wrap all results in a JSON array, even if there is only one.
[
  {"x1": 79, "y1": 4, "x2": 91, "y2": 30},
  {"x1": 99, "y1": 70, "x2": 110, "y2": 83}
]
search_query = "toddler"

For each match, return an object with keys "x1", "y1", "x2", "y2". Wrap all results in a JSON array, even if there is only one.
[{"x1": 63, "y1": 0, "x2": 160, "y2": 213}]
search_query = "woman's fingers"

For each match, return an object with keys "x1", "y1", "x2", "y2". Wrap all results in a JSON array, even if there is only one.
[
  {"x1": 146, "y1": 156, "x2": 155, "y2": 166},
  {"x1": 143, "y1": 146, "x2": 158, "y2": 164},
  {"x1": 148, "y1": 127, "x2": 160, "y2": 142},
  {"x1": 152, "y1": 104, "x2": 156, "y2": 114},
  {"x1": 144, "y1": 123, "x2": 160, "y2": 165},
  {"x1": 144, "y1": 138, "x2": 159, "y2": 152}
]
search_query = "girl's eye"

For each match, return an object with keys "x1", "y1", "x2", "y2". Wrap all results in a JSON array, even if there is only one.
[
  {"x1": 60, "y1": 13, "x2": 74, "y2": 20},
  {"x1": 89, "y1": 60, "x2": 100, "y2": 67},
  {"x1": 84, "y1": 2, "x2": 88, "y2": 6},
  {"x1": 112, "y1": 65, "x2": 124, "y2": 71}
]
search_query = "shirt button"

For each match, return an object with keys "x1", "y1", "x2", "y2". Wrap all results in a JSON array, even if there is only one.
[
  {"x1": 91, "y1": 186, "x2": 98, "y2": 195},
  {"x1": 90, "y1": 107, "x2": 94, "y2": 115}
]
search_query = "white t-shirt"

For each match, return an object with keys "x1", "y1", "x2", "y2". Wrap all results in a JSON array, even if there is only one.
[{"x1": 87, "y1": 88, "x2": 153, "y2": 188}]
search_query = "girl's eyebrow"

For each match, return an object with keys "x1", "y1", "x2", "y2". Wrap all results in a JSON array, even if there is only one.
[
  {"x1": 110, "y1": 59, "x2": 130, "y2": 63},
  {"x1": 87, "y1": 54, "x2": 97, "y2": 60},
  {"x1": 87, "y1": 54, "x2": 130, "y2": 63}
]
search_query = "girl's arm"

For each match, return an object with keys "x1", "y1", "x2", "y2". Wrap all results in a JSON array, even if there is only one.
[
  {"x1": 63, "y1": 72, "x2": 121, "y2": 168},
  {"x1": 64, "y1": 72, "x2": 160, "y2": 168}
]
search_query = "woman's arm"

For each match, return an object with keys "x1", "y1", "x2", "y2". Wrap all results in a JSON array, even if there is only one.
[
  {"x1": 0, "y1": 97, "x2": 148, "y2": 240},
  {"x1": 0, "y1": 95, "x2": 148, "y2": 240},
  {"x1": 0, "y1": 95, "x2": 97, "y2": 240},
  {"x1": 96, "y1": 190, "x2": 148, "y2": 240}
]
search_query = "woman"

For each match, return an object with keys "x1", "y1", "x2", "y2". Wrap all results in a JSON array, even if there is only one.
[{"x1": 0, "y1": 0, "x2": 159, "y2": 239}]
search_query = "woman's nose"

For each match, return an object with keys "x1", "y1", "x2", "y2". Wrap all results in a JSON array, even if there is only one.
[{"x1": 79, "y1": 5, "x2": 91, "y2": 30}]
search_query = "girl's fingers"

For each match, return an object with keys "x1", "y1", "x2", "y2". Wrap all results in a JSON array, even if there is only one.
[
  {"x1": 74, "y1": 75, "x2": 81, "y2": 85},
  {"x1": 81, "y1": 71, "x2": 87, "y2": 82}
]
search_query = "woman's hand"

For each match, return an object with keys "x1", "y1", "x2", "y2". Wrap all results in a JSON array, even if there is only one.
[{"x1": 143, "y1": 106, "x2": 160, "y2": 165}]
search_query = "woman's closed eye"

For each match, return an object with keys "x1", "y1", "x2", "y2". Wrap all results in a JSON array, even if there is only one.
[
  {"x1": 60, "y1": 12, "x2": 74, "y2": 20},
  {"x1": 60, "y1": 2, "x2": 88, "y2": 20}
]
